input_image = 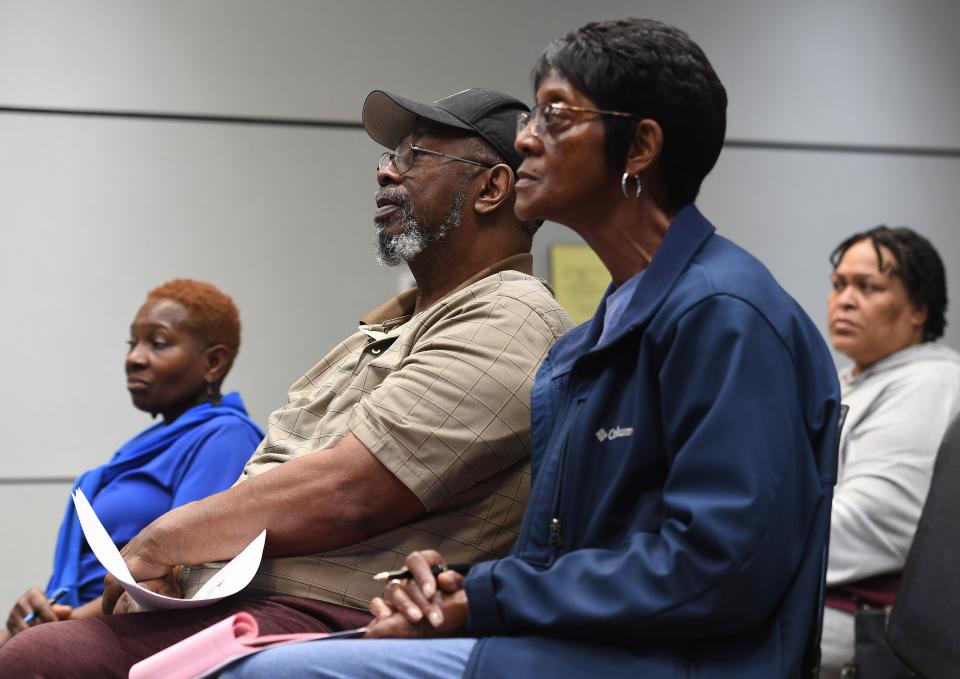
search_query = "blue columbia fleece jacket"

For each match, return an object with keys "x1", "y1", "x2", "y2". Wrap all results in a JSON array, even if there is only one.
[{"x1": 462, "y1": 205, "x2": 841, "y2": 678}]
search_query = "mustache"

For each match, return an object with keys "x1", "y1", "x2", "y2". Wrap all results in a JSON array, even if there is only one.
[
  {"x1": 375, "y1": 187, "x2": 410, "y2": 210},
  {"x1": 375, "y1": 188, "x2": 413, "y2": 229}
]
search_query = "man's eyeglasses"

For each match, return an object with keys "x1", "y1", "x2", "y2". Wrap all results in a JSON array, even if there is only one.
[
  {"x1": 378, "y1": 142, "x2": 495, "y2": 175},
  {"x1": 516, "y1": 102, "x2": 641, "y2": 138}
]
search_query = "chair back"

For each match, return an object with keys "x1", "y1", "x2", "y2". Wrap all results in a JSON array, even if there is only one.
[
  {"x1": 801, "y1": 403, "x2": 848, "y2": 678},
  {"x1": 887, "y1": 412, "x2": 960, "y2": 679}
]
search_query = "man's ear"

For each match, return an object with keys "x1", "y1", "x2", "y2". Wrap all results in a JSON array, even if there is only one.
[
  {"x1": 623, "y1": 119, "x2": 663, "y2": 178},
  {"x1": 474, "y1": 165, "x2": 515, "y2": 216},
  {"x1": 203, "y1": 344, "x2": 230, "y2": 385}
]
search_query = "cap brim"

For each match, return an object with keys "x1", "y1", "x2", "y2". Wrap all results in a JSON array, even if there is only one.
[{"x1": 362, "y1": 90, "x2": 474, "y2": 149}]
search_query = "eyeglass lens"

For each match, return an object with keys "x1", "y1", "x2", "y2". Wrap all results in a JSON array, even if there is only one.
[
  {"x1": 516, "y1": 112, "x2": 532, "y2": 136},
  {"x1": 516, "y1": 105, "x2": 555, "y2": 137},
  {"x1": 378, "y1": 144, "x2": 413, "y2": 173}
]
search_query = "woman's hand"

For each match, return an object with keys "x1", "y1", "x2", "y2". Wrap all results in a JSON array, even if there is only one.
[
  {"x1": 5, "y1": 587, "x2": 73, "y2": 637},
  {"x1": 365, "y1": 588, "x2": 468, "y2": 639},
  {"x1": 365, "y1": 550, "x2": 469, "y2": 639}
]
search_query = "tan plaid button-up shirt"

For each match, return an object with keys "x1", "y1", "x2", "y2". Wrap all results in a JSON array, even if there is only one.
[{"x1": 180, "y1": 254, "x2": 573, "y2": 609}]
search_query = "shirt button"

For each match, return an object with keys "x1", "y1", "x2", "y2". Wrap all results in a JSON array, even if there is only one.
[{"x1": 370, "y1": 347, "x2": 381, "y2": 354}]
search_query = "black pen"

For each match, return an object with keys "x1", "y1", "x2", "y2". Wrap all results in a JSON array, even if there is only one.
[
  {"x1": 372, "y1": 563, "x2": 471, "y2": 582},
  {"x1": 23, "y1": 588, "x2": 69, "y2": 623}
]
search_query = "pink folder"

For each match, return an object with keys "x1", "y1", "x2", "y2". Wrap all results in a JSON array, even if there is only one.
[{"x1": 129, "y1": 612, "x2": 365, "y2": 679}]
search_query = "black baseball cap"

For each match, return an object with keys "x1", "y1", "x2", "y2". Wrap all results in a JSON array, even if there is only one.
[{"x1": 362, "y1": 88, "x2": 529, "y2": 171}]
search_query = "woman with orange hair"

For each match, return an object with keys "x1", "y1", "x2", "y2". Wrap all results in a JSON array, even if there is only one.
[{"x1": 1, "y1": 279, "x2": 263, "y2": 645}]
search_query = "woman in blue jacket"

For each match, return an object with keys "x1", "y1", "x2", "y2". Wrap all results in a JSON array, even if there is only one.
[
  {"x1": 223, "y1": 18, "x2": 840, "y2": 679},
  {"x1": 2, "y1": 279, "x2": 263, "y2": 645}
]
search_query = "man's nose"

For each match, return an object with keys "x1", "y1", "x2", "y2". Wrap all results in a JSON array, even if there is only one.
[{"x1": 376, "y1": 158, "x2": 402, "y2": 187}]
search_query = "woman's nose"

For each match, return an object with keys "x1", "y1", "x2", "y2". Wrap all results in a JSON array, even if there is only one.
[
  {"x1": 514, "y1": 122, "x2": 541, "y2": 156},
  {"x1": 835, "y1": 286, "x2": 857, "y2": 308},
  {"x1": 126, "y1": 343, "x2": 148, "y2": 370}
]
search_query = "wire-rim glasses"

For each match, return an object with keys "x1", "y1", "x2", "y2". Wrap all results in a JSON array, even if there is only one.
[
  {"x1": 378, "y1": 142, "x2": 495, "y2": 175},
  {"x1": 516, "y1": 102, "x2": 641, "y2": 138}
]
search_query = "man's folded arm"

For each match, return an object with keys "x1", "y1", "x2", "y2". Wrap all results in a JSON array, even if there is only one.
[
  {"x1": 115, "y1": 432, "x2": 425, "y2": 586},
  {"x1": 108, "y1": 286, "x2": 561, "y2": 612}
]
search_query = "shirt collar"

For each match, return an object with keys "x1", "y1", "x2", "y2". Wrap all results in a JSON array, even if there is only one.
[{"x1": 359, "y1": 252, "x2": 534, "y2": 331}]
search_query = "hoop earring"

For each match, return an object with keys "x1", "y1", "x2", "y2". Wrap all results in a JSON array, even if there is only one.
[{"x1": 620, "y1": 172, "x2": 642, "y2": 199}]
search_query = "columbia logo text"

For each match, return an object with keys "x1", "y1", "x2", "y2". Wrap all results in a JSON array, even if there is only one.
[{"x1": 595, "y1": 426, "x2": 634, "y2": 442}]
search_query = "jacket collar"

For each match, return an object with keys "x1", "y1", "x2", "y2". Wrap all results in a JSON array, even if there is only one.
[{"x1": 549, "y1": 204, "x2": 715, "y2": 377}]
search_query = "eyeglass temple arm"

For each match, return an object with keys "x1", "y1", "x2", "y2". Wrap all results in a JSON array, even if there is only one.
[{"x1": 410, "y1": 145, "x2": 494, "y2": 168}]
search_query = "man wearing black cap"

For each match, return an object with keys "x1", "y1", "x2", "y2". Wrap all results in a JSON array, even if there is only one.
[
  {"x1": 362, "y1": 88, "x2": 544, "y2": 314},
  {"x1": 0, "y1": 89, "x2": 572, "y2": 676}
]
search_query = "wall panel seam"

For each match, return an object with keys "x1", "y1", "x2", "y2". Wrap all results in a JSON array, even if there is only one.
[
  {"x1": 0, "y1": 477, "x2": 75, "y2": 485},
  {"x1": 2, "y1": 105, "x2": 960, "y2": 158}
]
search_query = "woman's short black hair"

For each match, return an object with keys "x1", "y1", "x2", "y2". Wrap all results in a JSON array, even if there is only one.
[
  {"x1": 532, "y1": 18, "x2": 727, "y2": 213},
  {"x1": 830, "y1": 226, "x2": 948, "y2": 341}
]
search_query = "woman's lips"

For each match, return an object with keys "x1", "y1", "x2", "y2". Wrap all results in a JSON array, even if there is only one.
[
  {"x1": 126, "y1": 379, "x2": 150, "y2": 392},
  {"x1": 516, "y1": 171, "x2": 538, "y2": 189},
  {"x1": 831, "y1": 319, "x2": 857, "y2": 334}
]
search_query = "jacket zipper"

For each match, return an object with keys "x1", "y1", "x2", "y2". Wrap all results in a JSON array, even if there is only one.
[
  {"x1": 548, "y1": 518, "x2": 562, "y2": 550},
  {"x1": 547, "y1": 398, "x2": 583, "y2": 563}
]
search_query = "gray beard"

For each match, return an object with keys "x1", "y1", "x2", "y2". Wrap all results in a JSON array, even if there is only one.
[{"x1": 375, "y1": 189, "x2": 465, "y2": 267}]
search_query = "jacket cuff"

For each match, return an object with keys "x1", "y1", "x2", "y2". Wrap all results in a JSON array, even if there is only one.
[{"x1": 465, "y1": 559, "x2": 503, "y2": 636}]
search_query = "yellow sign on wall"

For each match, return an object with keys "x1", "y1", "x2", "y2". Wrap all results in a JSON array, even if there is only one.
[{"x1": 549, "y1": 244, "x2": 611, "y2": 325}]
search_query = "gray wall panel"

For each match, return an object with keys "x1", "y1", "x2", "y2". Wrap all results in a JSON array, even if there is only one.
[
  {"x1": 699, "y1": 149, "x2": 960, "y2": 357},
  {"x1": 0, "y1": 114, "x2": 397, "y2": 479},
  {"x1": 0, "y1": 484, "x2": 74, "y2": 612},
  {"x1": 2, "y1": 0, "x2": 958, "y2": 147}
]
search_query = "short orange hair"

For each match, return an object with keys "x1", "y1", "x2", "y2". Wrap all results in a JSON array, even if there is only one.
[{"x1": 146, "y1": 279, "x2": 242, "y2": 374}]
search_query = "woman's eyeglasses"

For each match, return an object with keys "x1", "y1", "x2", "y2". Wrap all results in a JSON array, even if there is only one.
[
  {"x1": 378, "y1": 142, "x2": 495, "y2": 175},
  {"x1": 516, "y1": 103, "x2": 641, "y2": 138}
]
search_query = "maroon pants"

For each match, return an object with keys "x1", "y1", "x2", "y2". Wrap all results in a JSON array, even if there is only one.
[{"x1": 0, "y1": 594, "x2": 372, "y2": 678}]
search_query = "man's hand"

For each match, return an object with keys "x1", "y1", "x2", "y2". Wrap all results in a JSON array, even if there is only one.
[
  {"x1": 102, "y1": 534, "x2": 182, "y2": 616},
  {"x1": 5, "y1": 587, "x2": 72, "y2": 636},
  {"x1": 365, "y1": 550, "x2": 469, "y2": 639},
  {"x1": 110, "y1": 573, "x2": 182, "y2": 615},
  {"x1": 103, "y1": 563, "x2": 183, "y2": 616}
]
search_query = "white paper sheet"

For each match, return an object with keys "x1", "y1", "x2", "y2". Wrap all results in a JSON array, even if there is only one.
[{"x1": 72, "y1": 488, "x2": 266, "y2": 611}]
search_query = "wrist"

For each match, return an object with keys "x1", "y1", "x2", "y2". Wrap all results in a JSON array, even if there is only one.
[{"x1": 127, "y1": 513, "x2": 181, "y2": 579}]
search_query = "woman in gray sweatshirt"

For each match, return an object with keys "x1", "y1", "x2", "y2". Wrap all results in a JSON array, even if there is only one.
[{"x1": 820, "y1": 225, "x2": 960, "y2": 678}]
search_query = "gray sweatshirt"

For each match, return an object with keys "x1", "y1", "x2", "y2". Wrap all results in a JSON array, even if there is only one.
[{"x1": 827, "y1": 342, "x2": 960, "y2": 586}]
